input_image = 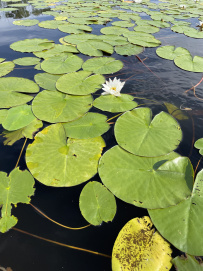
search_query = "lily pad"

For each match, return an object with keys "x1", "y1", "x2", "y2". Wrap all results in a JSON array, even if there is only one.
[
  {"x1": 0, "y1": 61, "x2": 15, "y2": 77},
  {"x1": 174, "y1": 53, "x2": 203, "y2": 72},
  {"x1": 100, "y1": 26, "x2": 130, "y2": 35},
  {"x1": 33, "y1": 44, "x2": 78, "y2": 59},
  {"x1": 26, "y1": 124, "x2": 105, "y2": 187},
  {"x1": 0, "y1": 168, "x2": 35, "y2": 233},
  {"x1": 173, "y1": 255, "x2": 203, "y2": 271},
  {"x1": 115, "y1": 43, "x2": 144, "y2": 56},
  {"x1": 156, "y1": 46, "x2": 191, "y2": 60},
  {"x1": 127, "y1": 34, "x2": 161, "y2": 47},
  {"x1": 10, "y1": 38, "x2": 54, "y2": 52},
  {"x1": 134, "y1": 25, "x2": 160, "y2": 33},
  {"x1": 64, "y1": 33, "x2": 99, "y2": 45},
  {"x1": 112, "y1": 20, "x2": 134, "y2": 27},
  {"x1": 38, "y1": 20, "x2": 63, "y2": 29},
  {"x1": 93, "y1": 94, "x2": 137, "y2": 113},
  {"x1": 112, "y1": 217, "x2": 172, "y2": 271},
  {"x1": 63, "y1": 112, "x2": 110, "y2": 139},
  {"x1": 13, "y1": 19, "x2": 39, "y2": 26},
  {"x1": 41, "y1": 54, "x2": 83, "y2": 74},
  {"x1": 79, "y1": 181, "x2": 116, "y2": 225},
  {"x1": 98, "y1": 35, "x2": 128, "y2": 46},
  {"x1": 32, "y1": 90, "x2": 92, "y2": 123},
  {"x1": 13, "y1": 57, "x2": 40, "y2": 66},
  {"x1": 98, "y1": 146, "x2": 193, "y2": 209},
  {"x1": 2, "y1": 118, "x2": 43, "y2": 146},
  {"x1": 2, "y1": 105, "x2": 35, "y2": 131},
  {"x1": 82, "y1": 57, "x2": 123, "y2": 74},
  {"x1": 58, "y1": 23, "x2": 92, "y2": 34},
  {"x1": 77, "y1": 40, "x2": 113, "y2": 56},
  {"x1": 56, "y1": 71, "x2": 105, "y2": 95},
  {"x1": 115, "y1": 107, "x2": 182, "y2": 157},
  {"x1": 0, "y1": 110, "x2": 8, "y2": 124},
  {"x1": 149, "y1": 169, "x2": 203, "y2": 255},
  {"x1": 0, "y1": 77, "x2": 39, "y2": 108},
  {"x1": 194, "y1": 138, "x2": 203, "y2": 155},
  {"x1": 34, "y1": 73, "x2": 62, "y2": 91}
]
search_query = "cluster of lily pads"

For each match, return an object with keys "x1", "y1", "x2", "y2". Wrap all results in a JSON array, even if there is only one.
[{"x1": 1, "y1": 0, "x2": 203, "y2": 269}]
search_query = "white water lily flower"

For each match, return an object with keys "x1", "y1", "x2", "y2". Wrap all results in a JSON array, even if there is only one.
[
  {"x1": 198, "y1": 21, "x2": 203, "y2": 27},
  {"x1": 101, "y1": 78, "x2": 125, "y2": 97},
  {"x1": 133, "y1": 0, "x2": 142, "y2": 3},
  {"x1": 179, "y1": 4, "x2": 186, "y2": 8}
]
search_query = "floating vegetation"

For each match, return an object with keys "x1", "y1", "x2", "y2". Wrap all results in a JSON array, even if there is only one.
[{"x1": 1, "y1": 0, "x2": 203, "y2": 269}]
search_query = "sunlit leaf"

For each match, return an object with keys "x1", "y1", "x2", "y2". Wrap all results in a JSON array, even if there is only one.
[
  {"x1": 13, "y1": 19, "x2": 39, "y2": 26},
  {"x1": 26, "y1": 124, "x2": 105, "y2": 187},
  {"x1": 34, "y1": 73, "x2": 62, "y2": 91},
  {"x1": 149, "y1": 169, "x2": 203, "y2": 255},
  {"x1": 174, "y1": 53, "x2": 203, "y2": 72},
  {"x1": 194, "y1": 138, "x2": 203, "y2": 155},
  {"x1": 56, "y1": 71, "x2": 105, "y2": 95},
  {"x1": 0, "y1": 61, "x2": 15, "y2": 78},
  {"x1": 112, "y1": 217, "x2": 172, "y2": 271},
  {"x1": 77, "y1": 40, "x2": 113, "y2": 56},
  {"x1": 32, "y1": 90, "x2": 92, "y2": 123},
  {"x1": 99, "y1": 145, "x2": 193, "y2": 209},
  {"x1": 33, "y1": 44, "x2": 78, "y2": 59},
  {"x1": 156, "y1": 46, "x2": 191, "y2": 60},
  {"x1": 38, "y1": 20, "x2": 63, "y2": 29},
  {"x1": 13, "y1": 57, "x2": 40, "y2": 66},
  {"x1": 0, "y1": 168, "x2": 35, "y2": 233},
  {"x1": 115, "y1": 43, "x2": 144, "y2": 56},
  {"x1": 79, "y1": 181, "x2": 116, "y2": 225},
  {"x1": 10, "y1": 38, "x2": 54, "y2": 52}
]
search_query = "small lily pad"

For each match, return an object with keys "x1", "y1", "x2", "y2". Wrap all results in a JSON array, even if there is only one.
[
  {"x1": 0, "y1": 61, "x2": 15, "y2": 77},
  {"x1": 194, "y1": 138, "x2": 203, "y2": 155},
  {"x1": 79, "y1": 181, "x2": 116, "y2": 225},
  {"x1": 174, "y1": 53, "x2": 203, "y2": 72},
  {"x1": 156, "y1": 46, "x2": 190, "y2": 60},
  {"x1": 13, "y1": 19, "x2": 39, "y2": 26},
  {"x1": 13, "y1": 57, "x2": 40, "y2": 66},
  {"x1": 34, "y1": 73, "x2": 62, "y2": 91}
]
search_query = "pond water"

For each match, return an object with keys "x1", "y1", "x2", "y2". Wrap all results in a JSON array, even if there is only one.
[{"x1": 0, "y1": 0, "x2": 203, "y2": 270}]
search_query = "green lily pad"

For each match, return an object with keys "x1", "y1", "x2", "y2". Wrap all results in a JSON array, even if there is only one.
[
  {"x1": 32, "y1": 90, "x2": 92, "y2": 123},
  {"x1": 33, "y1": 44, "x2": 78, "y2": 59},
  {"x1": 99, "y1": 145, "x2": 193, "y2": 209},
  {"x1": 112, "y1": 20, "x2": 135, "y2": 27},
  {"x1": 0, "y1": 58, "x2": 5, "y2": 63},
  {"x1": 77, "y1": 40, "x2": 113, "y2": 56},
  {"x1": 93, "y1": 94, "x2": 137, "y2": 113},
  {"x1": 174, "y1": 53, "x2": 203, "y2": 72},
  {"x1": 58, "y1": 23, "x2": 92, "y2": 34},
  {"x1": 13, "y1": 19, "x2": 39, "y2": 26},
  {"x1": 156, "y1": 46, "x2": 190, "y2": 60},
  {"x1": 0, "y1": 61, "x2": 15, "y2": 77},
  {"x1": 64, "y1": 33, "x2": 99, "y2": 45},
  {"x1": 38, "y1": 20, "x2": 63, "y2": 29},
  {"x1": 13, "y1": 57, "x2": 40, "y2": 66},
  {"x1": 98, "y1": 34, "x2": 128, "y2": 46},
  {"x1": 41, "y1": 54, "x2": 83, "y2": 74},
  {"x1": 112, "y1": 217, "x2": 172, "y2": 271},
  {"x1": 0, "y1": 77, "x2": 39, "y2": 108},
  {"x1": 115, "y1": 44, "x2": 144, "y2": 56},
  {"x1": 2, "y1": 105, "x2": 35, "y2": 131},
  {"x1": 0, "y1": 110, "x2": 8, "y2": 124},
  {"x1": 56, "y1": 71, "x2": 105, "y2": 95},
  {"x1": 173, "y1": 255, "x2": 203, "y2": 271},
  {"x1": 34, "y1": 73, "x2": 62, "y2": 91},
  {"x1": 63, "y1": 112, "x2": 110, "y2": 139},
  {"x1": 82, "y1": 57, "x2": 123, "y2": 74},
  {"x1": 127, "y1": 33, "x2": 161, "y2": 47},
  {"x1": 100, "y1": 26, "x2": 130, "y2": 35},
  {"x1": 10, "y1": 38, "x2": 54, "y2": 52},
  {"x1": 148, "y1": 169, "x2": 203, "y2": 255},
  {"x1": 0, "y1": 168, "x2": 35, "y2": 233},
  {"x1": 79, "y1": 181, "x2": 116, "y2": 225},
  {"x1": 115, "y1": 107, "x2": 182, "y2": 157},
  {"x1": 134, "y1": 25, "x2": 160, "y2": 33},
  {"x1": 26, "y1": 123, "x2": 105, "y2": 187},
  {"x1": 194, "y1": 138, "x2": 203, "y2": 155},
  {"x1": 2, "y1": 118, "x2": 43, "y2": 146}
]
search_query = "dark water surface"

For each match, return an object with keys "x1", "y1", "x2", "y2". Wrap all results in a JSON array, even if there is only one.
[{"x1": 0, "y1": 1, "x2": 203, "y2": 270}]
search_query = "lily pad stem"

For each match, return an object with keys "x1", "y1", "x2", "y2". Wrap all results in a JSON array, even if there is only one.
[{"x1": 15, "y1": 138, "x2": 27, "y2": 168}]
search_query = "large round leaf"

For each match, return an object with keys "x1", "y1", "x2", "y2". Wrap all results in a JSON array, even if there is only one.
[
  {"x1": 41, "y1": 54, "x2": 83, "y2": 74},
  {"x1": 93, "y1": 94, "x2": 137, "y2": 113},
  {"x1": 174, "y1": 53, "x2": 203, "y2": 72},
  {"x1": 79, "y1": 181, "x2": 116, "y2": 225},
  {"x1": 112, "y1": 217, "x2": 172, "y2": 271},
  {"x1": 26, "y1": 124, "x2": 105, "y2": 187},
  {"x1": 32, "y1": 90, "x2": 93, "y2": 123},
  {"x1": 34, "y1": 73, "x2": 62, "y2": 91},
  {"x1": 156, "y1": 46, "x2": 190, "y2": 60},
  {"x1": 115, "y1": 44, "x2": 144, "y2": 56},
  {"x1": 0, "y1": 61, "x2": 15, "y2": 77},
  {"x1": 38, "y1": 20, "x2": 63, "y2": 29},
  {"x1": 115, "y1": 107, "x2": 182, "y2": 157},
  {"x1": 82, "y1": 57, "x2": 123, "y2": 74},
  {"x1": 10, "y1": 38, "x2": 54, "y2": 52},
  {"x1": 149, "y1": 169, "x2": 203, "y2": 256},
  {"x1": 77, "y1": 40, "x2": 113, "y2": 56},
  {"x1": 0, "y1": 77, "x2": 39, "y2": 108},
  {"x1": 13, "y1": 57, "x2": 40, "y2": 66},
  {"x1": 58, "y1": 23, "x2": 92, "y2": 34},
  {"x1": 2, "y1": 105, "x2": 35, "y2": 131},
  {"x1": 33, "y1": 44, "x2": 78, "y2": 59},
  {"x1": 100, "y1": 26, "x2": 130, "y2": 35},
  {"x1": 63, "y1": 112, "x2": 110, "y2": 139},
  {"x1": 56, "y1": 71, "x2": 105, "y2": 95},
  {"x1": 98, "y1": 145, "x2": 193, "y2": 209},
  {"x1": 127, "y1": 34, "x2": 161, "y2": 47}
]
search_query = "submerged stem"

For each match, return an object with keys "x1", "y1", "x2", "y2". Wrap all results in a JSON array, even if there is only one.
[
  {"x1": 194, "y1": 157, "x2": 202, "y2": 177},
  {"x1": 30, "y1": 203, "x2": 90, "y2": 230},
  {"x1": 13, "y1": 227, "x2": 111, "y2": 258},
  {"x1": 15, "y1": 138, "x2": 27, "y2": 168}
]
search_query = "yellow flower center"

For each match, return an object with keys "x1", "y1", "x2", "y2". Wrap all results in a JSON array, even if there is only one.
[{"x1": 111, "y1": 87, "x2": 117, "y2": 91}]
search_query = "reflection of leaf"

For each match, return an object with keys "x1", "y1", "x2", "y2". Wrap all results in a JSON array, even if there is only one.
[
  {"x1": 164, "y1": 102, "x2": 188, "y2": 120},
  {"x1": 173, "y1": 254, "x2": 203, "y2": 271},
  {"x1": 79, "y1": 181, "x2": 116, "y2": 225},
  {"x1": 2, "y1": 118, "x2": 43, "y2": 146},
  {"x1": 112, "y1": 217, "x2": 172, "y2": 271},
  {"x1": 0, "y1": 168, "x2": 35, "y2": 233},
  {"x1": 149, "y1": 169, "x2": 203, "y2": 255}
]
